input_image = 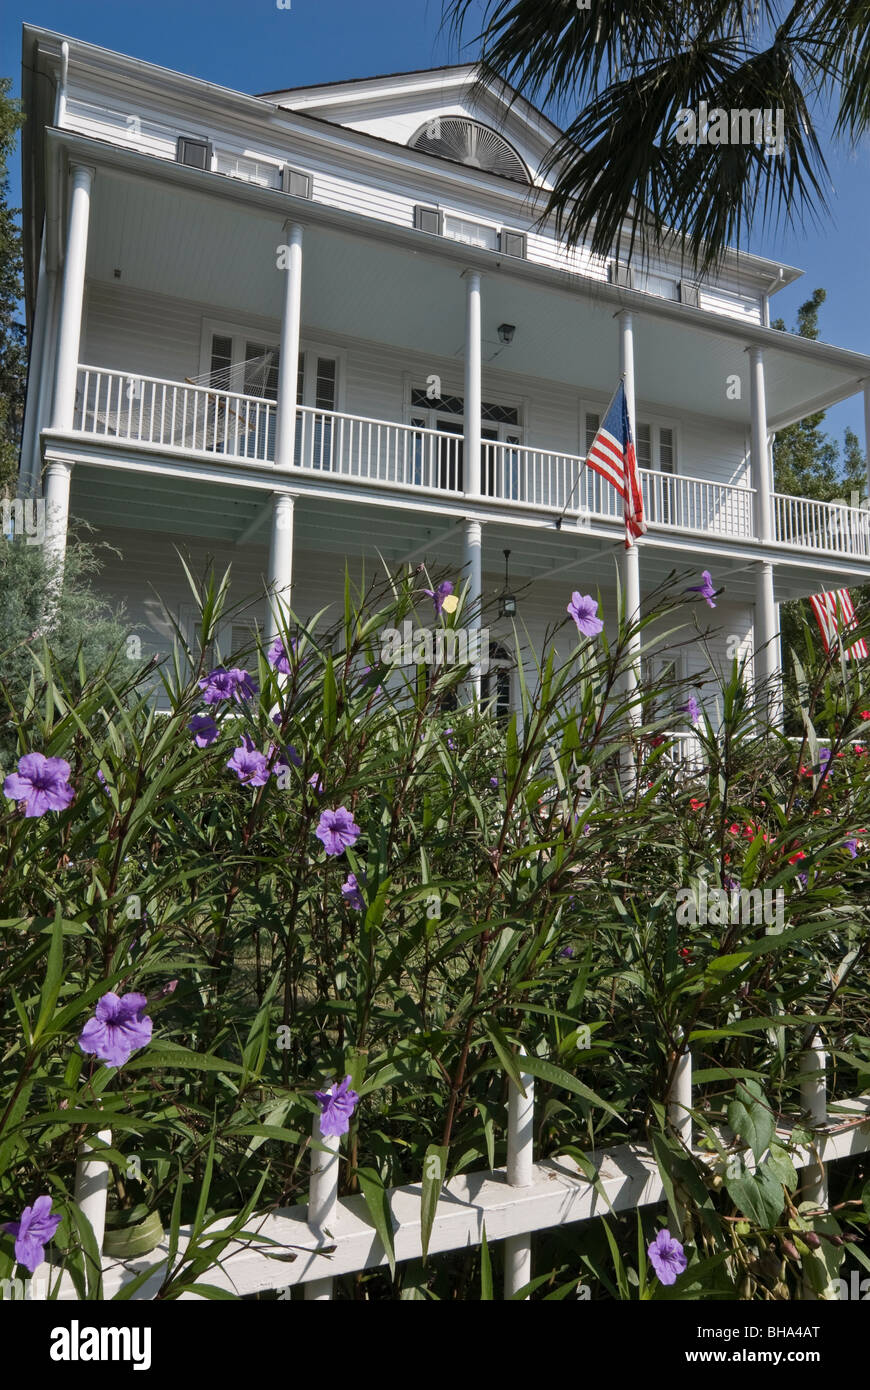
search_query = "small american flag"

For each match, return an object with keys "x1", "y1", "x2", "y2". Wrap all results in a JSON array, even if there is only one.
[
  {"x1": 585, "y1": 380, "x2": 646, "y2": 548},
  {"x1": 809, "y1": 588, "x2": 868, "y2": 660}
]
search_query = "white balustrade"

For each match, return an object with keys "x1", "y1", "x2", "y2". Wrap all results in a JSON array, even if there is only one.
[{"x1": 71, "y1": 367, "x2": 868, "y2": 555}]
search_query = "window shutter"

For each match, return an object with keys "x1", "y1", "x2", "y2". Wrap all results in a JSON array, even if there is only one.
[
  {"x1": 413, "y1": 205, "x2": 441, "y2": 235},
  {"x1": 176, "y1": 136, "x2": 212, "y2": 170},
  {"x1": 679, "y1": 280, "x2": 700, "y2": 307},
  {"x1": 282, "y1": 167, "x2": 312, "y2": 199},
  {"x1": 498, "y1": 229, "x2": 527, "y2": 258},
  {"x1": 609, "y1": 262, "x2": 634, "y2": 289}
]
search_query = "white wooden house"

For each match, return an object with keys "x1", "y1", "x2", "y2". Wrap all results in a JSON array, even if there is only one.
[{"x1": 17, "y1": 26, "x2": 870, "y2": 720}]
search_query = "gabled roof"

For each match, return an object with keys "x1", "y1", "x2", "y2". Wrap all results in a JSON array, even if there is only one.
[{"x1": 257, "y1": 62, "x2": 562, "y2": 141}]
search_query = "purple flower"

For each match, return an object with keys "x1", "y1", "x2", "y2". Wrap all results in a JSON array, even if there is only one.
[
  {"x1": 3, "y1": 1195, "x2": 61, "y2": 1273},
  {"x1": 489, "y1": 776, "x2": 499, "y2": 789},
  {"x1": 268, "y1": 638, "x2": 294, "y2": 675},
  {"x1": 688, "y1": 571, "x2": 717, "y2": 609},
  {"x1": 315, "y1": 806, "x2": 361, "y2": 857},
  {"x1": 681, "y1": 696, "x2": 702, "y2": 727},
  {"x1": 188, "y1": 713, "x2": 219, "y2": 748},
  {"x1": 78, "y1": 991, "x2": 153, "y2": 1068},
  {"x1": 559, "y1": 946, "x2": 575, "y2": 959},
  {"x1": 819, "y1": 748, "x2": 831, "y2": 768},
  {"x1": 228, "y1": 668, "x2": 258, "y2": 701},
  {"x1": 341, "y1": 873, "x2": 365, "y2": 911},
  {"x1": 227, "y1": 735, "x2": 271, "y2": 787},
  {"x1": 96, "y1": 768, "x2": 106, "y2": 786},
  {"x1": 198, "y1": 667, "x2": 258, "y2": 705},
  {"x1": 444, "y1": 727, "x2": 456, "y2": 752},
  {"x1": 3, "y1": 753, "x2": 74, "y2": 818},
  {"x1": 315, "y1": 1075, "x2": 360, "y2": 1138},
  {"x1": 845, "y1": 839, "x2": 858, "y2": 858},
  {"x1": 308, "y1": 772, "x2": 324, "y2": 795},
  {"x1": 423, "y1": 581, "x2": 454, "y2": 618},
  {"x1": 567, "y1": 592, "x2": 604, "y2": 638},
  {"x1": 647, "y1": 1228, "x2": 687, "y2": 1286}
]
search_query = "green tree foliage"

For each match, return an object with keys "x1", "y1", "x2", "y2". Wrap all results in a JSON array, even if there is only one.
[
  {"x1": 772, "y1": 289, "x2": 866, "y2": 504},
  {"x1": 0, "y1": 77, "x2": 25, "y2": 498},
  {"x1": 0, "y1": 531, "x2": 133, "y2": 766}
]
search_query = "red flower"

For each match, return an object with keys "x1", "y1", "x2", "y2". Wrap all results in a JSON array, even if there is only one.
[
  {"x1": 678, "y1": 946, "x2": 692, "y2": 961},
  {"x1": 860, "y1": 712, "x2": 870, "y2": 721},
  {"x1": 690, "y1": 798, "x2": 706, "y2": 811},
  {"x1": 728, "y1": 823, "x2": 741, "y2": 835},
  {"x1": 789, "y1": 850, "x2": 806, "y2": 864}
]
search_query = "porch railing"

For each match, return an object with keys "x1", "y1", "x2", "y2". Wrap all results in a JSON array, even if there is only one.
[
  {"x1": 70, "y1": 366, "x2": 866, "y2": 556},
  {"x1": 773, "y1": 491, "x2": 870, "y2": 559},
  {"x1": 52, "y1": 1042, "x2": 870, "y2": 1300}
]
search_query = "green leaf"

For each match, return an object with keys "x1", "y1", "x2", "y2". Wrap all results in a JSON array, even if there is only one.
[
  {"x1": 519, "y1": 1053, "x2": 623, "y2": 1121},
  {"x1": 725, "y1": 1162, "x2": 784, "y2": 1228},
  {"x1": 355, "y1": 1166, "x2": 396, "y2": 1278},
  {"x1": 766, "y1": 1143, "x2": 798, "y2": 1191},
  {"x1": 33, "y1": 908, "x2": 65, "y2": 1042},
  {"x1": 727, "y1": 1080, "x2": 775, "y2": 1164},
  {"x1": 420, "y1": 1144, "x2": 448, "y2": 1262}
]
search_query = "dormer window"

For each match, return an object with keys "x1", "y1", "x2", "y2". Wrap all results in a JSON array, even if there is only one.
[{"x1": 409, "y1": 117, "x2": 530, "y2": 183}]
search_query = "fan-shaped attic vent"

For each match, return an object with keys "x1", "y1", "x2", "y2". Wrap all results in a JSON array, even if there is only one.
[{"x1": 409, "y1": 118, "x2": 530, "y2": 183}]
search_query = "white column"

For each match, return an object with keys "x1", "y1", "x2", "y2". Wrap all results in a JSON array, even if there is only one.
[
  {"x1": 306, "y1": 1109, "x2": 339, "y2": 1300},
  {"x1": 754, "y1": 560, "x2": 781, "y2": 726},
  {"x1": 265, "y1": 492, "x2": 296, "y2": 646},
  {"x1": 463, "y1": 518, "x2": 483, "y2": 699},
  {"x1": 51, "y1": 164, "x2": 93, "y2": 432},
  {"x1": 463, "y1": 271, "x2": 482, "y2": 498},
  {"x1": 503, "y1": 1051, "x2": 534, "y2": 1300},
  {"x1": 618, "y1": 312, "x2": 642, "y2": 747},
  {"x1": 43, "y1": 461, "x2": 72, "y2": 579},
  {"x1": 74, "y1": 1128, "x2": 112, "y2": 1256},
  {"x1": 749, "y1": 346, "x2": 773, "y2": 542},
  {"x1": 275, "y1": 223, "x2": 303, "y2": 472}
]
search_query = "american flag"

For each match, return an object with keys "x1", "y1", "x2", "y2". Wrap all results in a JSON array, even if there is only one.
[
  {"x1": 585, "y1": 380, "x2": 646, "y2": 548},
  {"x1": 808, "y1": 588, "x2": 868, "y2": 660}
]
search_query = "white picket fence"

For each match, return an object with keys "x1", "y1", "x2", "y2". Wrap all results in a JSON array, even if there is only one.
[{"x1": 51, "y1": 1040, "x2": 870, "y2": 1300}]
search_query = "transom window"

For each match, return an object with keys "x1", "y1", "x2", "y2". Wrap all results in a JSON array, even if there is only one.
[{"x1": 410, "y1": 389, "x2": 520, "y2": 427}]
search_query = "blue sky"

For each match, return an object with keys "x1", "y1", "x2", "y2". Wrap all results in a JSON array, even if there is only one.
[{"x1": 3, "y1": 0, "x2": 869, "y2": 450}]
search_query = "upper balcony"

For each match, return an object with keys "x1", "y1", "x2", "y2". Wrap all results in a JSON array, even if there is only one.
[{"x1": 71, "y1": 363, "x2": 870, "y2": 560}]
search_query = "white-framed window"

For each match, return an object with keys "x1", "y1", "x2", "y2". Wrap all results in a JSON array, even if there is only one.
[
  {"x1": 213, "y1": 150, "x2": 282, "y2": 189},
  {"x1": 642, "y1": 653, "x2": 684, "y2": 723},
  {"x1": 200, "y1": 322, "x2": 343, "y2": 468},
  {"x1": 482, "y1": 641, "x2": 513, "y2": 720},
  {"x1": 442, "y1": 214, "x2": 499, "y2": 250},
  {"x1": 583, "y1": 408, "x2": 677, "y2": 475},
  {"x1": 199, "y1": 322, "x2": 344, "y2": 410}
]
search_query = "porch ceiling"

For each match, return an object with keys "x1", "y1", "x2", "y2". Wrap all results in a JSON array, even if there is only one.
[
  {"x1": 69, "y1": 464, "x2": 864, "y2": 606},
  {"x1": 83, "y1": 164, "x2": 868, "y2": 432}
]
